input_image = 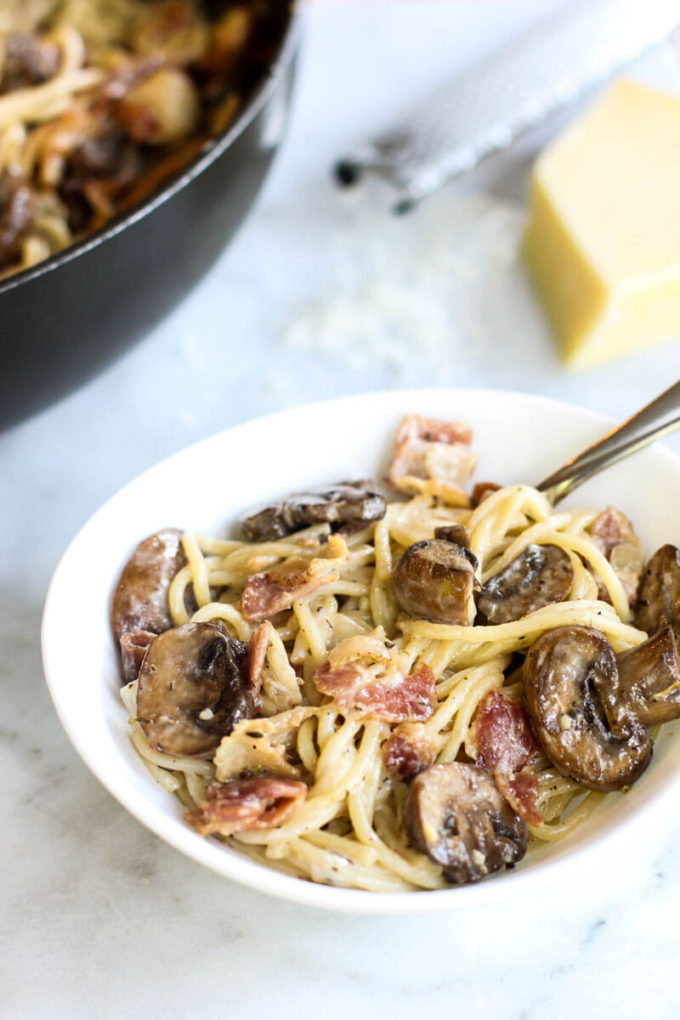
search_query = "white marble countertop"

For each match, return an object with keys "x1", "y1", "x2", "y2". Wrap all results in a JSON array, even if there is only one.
[{"x1": 4, "y1": 1, "x2": 680, "y2": 1016}]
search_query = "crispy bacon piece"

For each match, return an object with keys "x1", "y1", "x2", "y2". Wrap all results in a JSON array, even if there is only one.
[
  {"x1": 588, "y1": 507, "x2": 644, "y2": 605},
  {"x1": 495, "y1": 767, "x2": 542, "y2": 827},
  {"x1": 473, "y1": 690, "x2": 538, "y2": 773},
  {"x1": 314, "y1": 661, "x2": 436, "y2": 722},
  {"x1": 388, "y1": 414, "x2": 477, "y2": 505},
  {"x1": 384, "y1": 722, "x2": 437, "y2": 779},
  {"x1": 472, "y1": 690, "x2": 541, "y2": 825},
  {"x1": 240, "y1": 535, "x2": 348, "y2": 622},
  {"x1": 185, "y1": 776, "x2": 306, "y2": 837}
]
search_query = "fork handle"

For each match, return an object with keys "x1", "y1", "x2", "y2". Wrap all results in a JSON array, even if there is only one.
[{"x1": 536, "y1": 380, "x2": 680, "y2": 505}]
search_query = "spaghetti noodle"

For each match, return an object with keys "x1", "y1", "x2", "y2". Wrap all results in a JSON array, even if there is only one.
[{"x1": 115, "y1": 416, "x2": 679, "y2": 891}]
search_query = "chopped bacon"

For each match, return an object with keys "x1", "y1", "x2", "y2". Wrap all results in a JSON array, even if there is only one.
[
  {"x1": 388, "y1": 414, "x2": 477, "y2": 505},
  {"x1": 473, "y1": 690, "x2": 538, "y2": 774},
  {"x1": 588, "y1": 507, "x2": 644, "y2": 605},
  {"x1": 185, "y1": 776, "x2": 307, "y2": 837},
  {"x1": 472, "y1": 690, "x2": 542, "y2": 825},
  {"x1": 119, "y1": 629, "x2": 154, "y2": 684},
  {"x1": 247, "y1": 621, "x2": 273, "y2": 703},
  {"x1": 240, "y1": 535, "x2": 348, "y2": 622},
  {"x1": 314, "y1": 661, "x2": 436, "y2": 722},
  {"x1": 384, "y1": 721, "x2": 437, "y2": 779},
  {"x1": 495, "y1": 766, "x2": 542, "y2": 827},
  {"x1": 396, "y1": 415, "x2": 473, "y2": 447}
]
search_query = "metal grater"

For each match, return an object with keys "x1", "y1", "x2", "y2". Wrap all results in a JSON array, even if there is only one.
[{"x1": 335, "y1": 0, "x2": 680, "y2": 213}]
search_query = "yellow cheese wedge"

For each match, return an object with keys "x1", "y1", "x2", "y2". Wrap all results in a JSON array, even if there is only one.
[{"x1": 523, "y1": 79, "x2": 680, "y2": 368}]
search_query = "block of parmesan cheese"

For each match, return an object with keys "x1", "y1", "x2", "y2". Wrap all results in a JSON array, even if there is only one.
[{"x1": 523, "y1": 79, "x2": 680, "y2": 368}]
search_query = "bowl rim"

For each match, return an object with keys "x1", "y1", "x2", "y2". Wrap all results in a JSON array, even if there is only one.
[
  {"x1": 41, "y1": 387, "x2": 680, "y2": 914},
  {"x1": 0, "y1": 0, "x2": 302, "y2": 298}
]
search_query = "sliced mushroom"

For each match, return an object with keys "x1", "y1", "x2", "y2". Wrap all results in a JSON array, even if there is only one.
[
  {"x1": 476, "y1": 544, "x2": 573, "y2": 625},
  {"x1": 523, "y1": 626, "x2": 651, "y2": 792},
  {"x1": 1, "y1": 33, "x2": 61, "y2": 91},
  {"x1": 393, "y1": 539, "x2": 478, "y2": 625},
  {"x1": 403, "y1": 763, "x2": 527, "y2": 885},
  {"x1": 433, "y1": 524, "x2": 471, "y2": 548},
  {"x1": 136, "y1": 623, "x2": 253, "y2": 756},
  {"x1": 600, "y1": 627, "x2": 680, "y2": 728},
  {"x1": 241, "y1": 481, "x2": 386, "y2": 542},
  {"x1": 111, "y1": 528, "x2": 185, "y2": 644},
  {"x1": 634, "y1": 544, "x2": 680, "y2": 637}
]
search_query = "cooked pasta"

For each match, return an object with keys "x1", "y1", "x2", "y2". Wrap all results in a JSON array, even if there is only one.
[
  {"x1": 113, "y1": 416, "x2": 680, "y2": 892},
  {"x1": 0, "y1": 0, "x2": 288, "y2": 277}
]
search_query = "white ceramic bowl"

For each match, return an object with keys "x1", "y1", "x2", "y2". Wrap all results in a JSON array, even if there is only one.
[{"x1": 42, "y1": 388, "x2": 680, "y2": 913}]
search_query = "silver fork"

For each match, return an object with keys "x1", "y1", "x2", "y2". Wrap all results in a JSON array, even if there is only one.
[{"x1": 536, "y1": 380, "x2": 680, "y2": 505}]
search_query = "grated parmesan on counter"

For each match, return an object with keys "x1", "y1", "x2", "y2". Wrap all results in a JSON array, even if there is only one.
[{"x1": 279, "y1": 188, "x2": 524, "y2": 378}]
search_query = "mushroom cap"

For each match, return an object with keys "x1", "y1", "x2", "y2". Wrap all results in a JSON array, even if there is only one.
[
  {"x1": 524, "y1": 626, "x2": 651, "y2": 792},
  {"x1": 433, "y1": 524, "x2": 471, "y2": 549},
  {"x1": 610, "y1": 626, "x2": 680, "y2": 728},
  {"x1": 393, "y1": 539, "x2": 478, "y2": 625},
  {"x1": 477, "y1": 544, "x2": 573, "y2": 625},
  {"x1": 111, "y1": 528, "x2": 185, "y2": 644},
  {"x1": 634, "y1": 544, "x2": 680, "y2": 637},
  {"x1": 403, "y1": 762, "x2": 527, "y2": 885},
  {"x1": 242, "y1": 481, "x2": 386, "y2": 542},
  {"x1": 136, "y1": 622, "x2": 253, "y2": 757}
]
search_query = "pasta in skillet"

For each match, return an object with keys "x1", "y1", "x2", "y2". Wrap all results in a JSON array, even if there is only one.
[
  {"x1": 0, "y1": 0, "x2": 287, "y2": 277},
  {"x1": 114, "y1": 415, "x2": 680, "y2": 891}
]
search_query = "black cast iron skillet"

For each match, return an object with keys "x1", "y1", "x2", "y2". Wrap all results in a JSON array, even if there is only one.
[{"x1": 0, "y1": 2, "x2": 300, "y2": 431}]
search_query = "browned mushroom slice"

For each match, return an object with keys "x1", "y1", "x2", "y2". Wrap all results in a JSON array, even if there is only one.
[
  {"x1": 393, "y1": 539, "x2": 478, "y2": 625},
  {"x1": 524, "y1": 626, "x2": 651, "y2": 792},
  {"x1": 2, "y1": 34, "x2": 61, "y2": 91},
  {"x1": 136, "y1": 623, "x2": 254, "y2": 757},
  {"x1": 634, "y1": 544, "x2": 680, "y2": 636},
  {"x1": 433, "y1": 524, "x2": 471, "y2": 548},
  {"x1": 242, "y1": 482, "x2": 386, "y2": 542},
  {"x1": 185, "y1": 776, "x2": 307, "y2": 837},
  {"x1": 111, "y1": 528, "x2": 185, "y2": 644},
  {"x1": 599, "y1": 627, "x2": 680, "y2": 728},
  {"x1": 476, "y1": 544, "x2": 573, "y2": 625},
  {"x1": 403, "y1": 763, "x2": 527, "y2": 885}
]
